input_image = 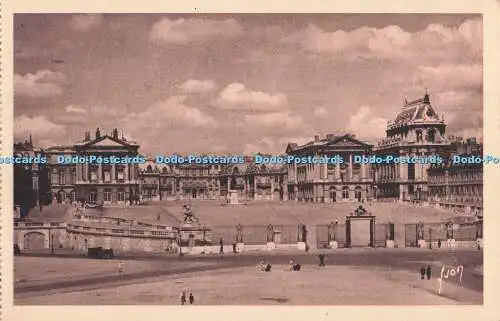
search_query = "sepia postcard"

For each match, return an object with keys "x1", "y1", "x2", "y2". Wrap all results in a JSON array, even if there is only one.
[{"x1": 2, "y1": 1, "x2": 500, "y2": 321}]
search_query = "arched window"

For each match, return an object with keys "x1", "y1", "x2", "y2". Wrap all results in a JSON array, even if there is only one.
[
  {"x1": 342, "y1": 186, "x2": 349, "y2": 200},
  {"x1": 416, "y1": 130, "x2": 423, "y2": 142},
  {"x1": 354, "y1": 186, "x2": 362, "y2": 201},
  {"x1": 146, "y1": 165, "x2": 153, "y2": 173},
  {"x1": 427, "y1": 128, "x2": 436, "y2": 143}
]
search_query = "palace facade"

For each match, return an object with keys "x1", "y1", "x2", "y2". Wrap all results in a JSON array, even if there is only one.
[
  {"x1": 373, "y1": 93, "x2": 451, "y2": 201},
  {"x1": 14, "y1": 93, "x2": 482, "y2": 209},
  {"x1": 43, "y1": 128, "x2": 141, "y2": 205},
  {"x1": 139, "y1": 157, "x2": 286, "y2": 201},
  {"x1": 285, "y1": 134, "x2": 373, "y2": 202},
  {"x1": 427, "y1": 138, "x2": 483, "y2": 213}
]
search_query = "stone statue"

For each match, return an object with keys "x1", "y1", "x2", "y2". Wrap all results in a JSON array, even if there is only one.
[
  {"x1": 236, "y1": 224, "x2": 243, "y2": 243},
  {"x1": 266, "y1": 224, "x2": 274, "y2": 243},
  {"x1": 417, "y1": 221, "x2": 424, "y2": 240},
  {"x1": 328, "y1": 221, "x2": 338, "y2": 242},
  {"x1": 354, "y1": 205, "x2": 367, "y2": 216},
  {"x1": 182, "y1": 204, "x2": 196, "y2": 224}
]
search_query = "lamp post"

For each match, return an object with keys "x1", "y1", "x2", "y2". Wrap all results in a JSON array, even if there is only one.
[
  {"x1": 49, "y1": 228, "x2": 55, "y2": 254},
  {"x1": 428, "y1": 228, "x2": 432, "y2": 249}
]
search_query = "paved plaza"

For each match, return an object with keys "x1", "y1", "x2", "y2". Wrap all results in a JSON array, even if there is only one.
[{"x1": 14, "y1": 248, "x2": 483, "y2": 305}]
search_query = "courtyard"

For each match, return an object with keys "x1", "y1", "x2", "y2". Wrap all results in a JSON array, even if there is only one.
[{"x1": 14, "y1": 249, "x2": 483, "y2": 305}]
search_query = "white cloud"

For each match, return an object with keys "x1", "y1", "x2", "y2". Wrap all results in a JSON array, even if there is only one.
[
  {"x1": 413, "y1": 64, "x2": 482, "y2": 91},
  {"x1": 14, "y1": 115, "x2": 67, "y2": 146},
  {"x1": 150, "y1": 18, "x2": 242, "y2": 44},
  {"x1": 216, "y1": 83, "x2": 287, "y2": 111},
  {"x1": 286, "y1": 18, "x2": 482, "y2": 62},
  {"x1": 126, "y1": 96, "x2": 217, "y2": 129},
  {"x1": 434, "y1": 90, "x2": 471, "y2": 110},
  {"x1": 347, "y1": 106, "x2": 388, "y2": 141},
  {"x1": 65, "y1": 105, "x2": 87, "y2": 114},
  {"x1": 243, "y1": 111, "x2": 302, "y2": 128},
  {"x1": 70, "y1": 14, "x2": 103, "y2": 32},
  {"x1": 14, "y1": 70, "x2": 66, "y2": 97},
  {"x1": 313, "y1": 107, "x2": 327, "y2": 116},
  {"x1": 180, "y1": 79, "x2": 217, "y2": 94},
  {"x1": 243, "y1": 138, "x2": 276, "y2": 155}
]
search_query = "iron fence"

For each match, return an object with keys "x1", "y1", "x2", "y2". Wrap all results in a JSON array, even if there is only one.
[
  {"x1": 404, "y1": 221, "x2": 482, "y2": 247},
  {"x1": 315, "y1": 224, "x2": 347, "y2": 249}
]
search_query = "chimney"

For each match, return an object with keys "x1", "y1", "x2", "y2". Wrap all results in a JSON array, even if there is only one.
[
  {"x1": 113, "y1": 128, "x2": 118, "y2": 139},
  {"x1": 84, "y1": 132, "x2": 91, "y2": 141},
  {"x1": 314, "y1": 135, "x2": 320, "y2": 142},
  {"x1": 326, "y1": 134, "x2": 335, "y2": 141}
]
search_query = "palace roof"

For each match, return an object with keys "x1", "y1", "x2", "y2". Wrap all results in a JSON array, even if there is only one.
[{"x1": 390, "y1": 94, "x2": 443, "y2": 127}]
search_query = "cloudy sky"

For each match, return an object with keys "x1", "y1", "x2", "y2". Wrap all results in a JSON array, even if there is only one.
[{"x1": 14, "y1": 14, "x2": 482, "y2": 155}]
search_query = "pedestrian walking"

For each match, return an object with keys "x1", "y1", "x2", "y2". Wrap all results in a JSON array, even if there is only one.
[
  {"x1": 318, "y1": 254, "x2": 326, "y2": 267},
  {"x1": 438, "y1": 239, "x2": 442, "y2": 248},
  {"x1": 426, "y1": 265, "x2": 432, "y2": 280},
  {"x1": 180, "y1": 291, "x2": 187, "y2": 305},
  {"x1": 219, "y1": 237, "x2": 224, "y2": 255},
  {"x1": 118, "y1": 260, "x2": 123, "y2": 275},
  {"x1": 189, "y1": 293, "x2": 195, "y2": 304},
  {"x1": 420, "y1": 266, "x2": 426, "y2": 279}
]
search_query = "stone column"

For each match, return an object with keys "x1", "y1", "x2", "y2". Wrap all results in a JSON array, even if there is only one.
[
  {"x1": 217, "y1": 179, "x2": 221, "y2": 198},
  {"x1": 227, "y1": 177, "x2": 231, "y2": 191},
  {"x1": 111, "y1": 164, "x2": 116, "y2": 183},
  {"x1": 349, "y1": 154, "x2": 353, "y2": 181},
  {"x1": 335, "y1": 164, "x2": 340, "y2": 182},
  {"x1": 124, "y1": 164, "x2": 129, "y2": 181},
  {"x1": 98, "y1": 163, "x2": 103, "y2": 183},
  {"x1": 76, "y1": 164, "x2": 82, "y2": 182},
  {"x1": 271, "y1": 179, "x2": 275, "y2": 201},
  {"x1": 244, "y1": 176, "x2": 248, "y2": 200},
  {"x1": 323, "y1": 163, "x2": 328, "y2": 180}
]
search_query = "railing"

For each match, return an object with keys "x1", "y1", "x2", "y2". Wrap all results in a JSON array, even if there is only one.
[
  {"x1": 14, "y1": 222, "x2": 66, "y2": 229},
  {"x1": 66, "y1": 223, "x2": 177, "y2": 239}
]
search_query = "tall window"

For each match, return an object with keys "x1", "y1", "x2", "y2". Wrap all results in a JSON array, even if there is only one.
[
  {"x1": 104, "y1": 188, "x2": 112, "y2": 202},
  {"x1": 89, "y1": 165, "x2": 98, "y2": 182},
  {"x1": 116, "y1": 165, "x2": 125, "y2": 180},
  {"x1": 89, "y1": 189, "x2": 98, "y2": 204},
  {"x1": 58, "y1": 169, "x2": 65, "y2": 185},
  {"x1": 117, "y1": 188, "x2": 125, "y2": 202},
  {"x1": 342, "y1": 186, "x2": 349, "y2": 200},
  {"x1": 103, "y1": 165, "x2": 112, "y2": 183},
  {"x1": 51, "y1": 168, "x2": 58, "y2": 185},
  {"x1": 408, "y1": 163, "x2": 415, "y2": 180},
  {"x1": 427, "y1": 129, "x2": 436, "y2": 143}
]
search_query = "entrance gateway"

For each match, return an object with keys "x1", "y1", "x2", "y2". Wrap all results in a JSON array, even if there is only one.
[{"x1": 345, "y1": 205, "x2": 375, "y2": 247}]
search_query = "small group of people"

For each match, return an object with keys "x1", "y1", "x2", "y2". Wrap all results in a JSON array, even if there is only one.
[
  {"x1": 420, "y1": 265, "x2": 432, "y2": 280},
  {"x1": 180, "y1": 291, "x2": 195, "y2": 305},
  {"x1": 288, "y1": 258, "x2": 301, "y2": 271},
  {"x1": 257, "y1": 259, "x2": 272, "y2": 272}
]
